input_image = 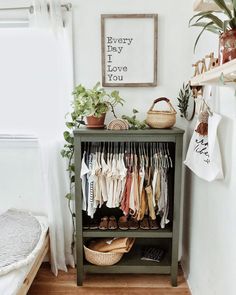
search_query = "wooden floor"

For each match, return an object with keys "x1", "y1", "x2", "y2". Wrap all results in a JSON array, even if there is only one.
[{"x1": 28, "y1": 263, "x2": 191, "y2": 295}]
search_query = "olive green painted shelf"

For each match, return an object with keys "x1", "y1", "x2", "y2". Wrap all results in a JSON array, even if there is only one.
[
  {"x1": 84, "y1": 244, "x2": 171, "y2": 274},
  {"x1": 74, "y1": 129, "x2": 184, "y2": 287},
  {"x1": 83, "y1": 228, "x2": 173, "y2": 238}
]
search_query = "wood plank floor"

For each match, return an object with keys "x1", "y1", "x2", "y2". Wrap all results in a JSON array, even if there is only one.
[{"x1": 28, "y1": 263, "x2": 191, "y2": 295}]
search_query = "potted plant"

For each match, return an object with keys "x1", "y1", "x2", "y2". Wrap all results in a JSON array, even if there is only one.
[
  {"x1": 61, "y1": 82, "x2": 124, "y2": 251},
  {"x1": 189, "y1": 0, "x2": 236, "y2": 63},
  {"x1": 73, "y1": 82, "x2": 124, "y2": 128}
]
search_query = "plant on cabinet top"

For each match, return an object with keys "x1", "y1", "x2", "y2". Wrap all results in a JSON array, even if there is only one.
[{"x1": 72, "y1": 82, "x2": 124, "y2": 119}]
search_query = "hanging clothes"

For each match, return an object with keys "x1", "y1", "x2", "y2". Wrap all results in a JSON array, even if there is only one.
[{"x1": 80, "y1": 142, "x2": 173, "y2": 229}]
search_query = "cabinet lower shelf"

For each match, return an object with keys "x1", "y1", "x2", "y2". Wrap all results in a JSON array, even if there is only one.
[{"x1": 84, "y1": 244, "x2": 171, "y2": 274}]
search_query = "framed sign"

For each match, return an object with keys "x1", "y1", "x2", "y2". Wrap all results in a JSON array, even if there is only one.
[{"x1": 101, "y1": 14, "x2": 158, "y2": 87}]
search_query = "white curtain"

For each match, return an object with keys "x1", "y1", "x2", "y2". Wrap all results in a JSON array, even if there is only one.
[
  {"x1": 40, "y1": 140, "x2": 75, "y2": 275},
  {"x1": 0, "y1": 0, "x2": 75, "y2": 275},
  {"x1": 30, "y1": 1, "x2": 75, "y2": 274}
]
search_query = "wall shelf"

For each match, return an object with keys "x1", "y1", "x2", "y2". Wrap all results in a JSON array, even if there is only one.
[
  {"x1": 193, "y1": 0, "x2": 232, "y2": 11},
  {"x1": 190, "y1": 59, "x2": 236, "y2": 86}
]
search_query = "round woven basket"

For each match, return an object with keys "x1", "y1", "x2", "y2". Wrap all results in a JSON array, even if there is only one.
[
  {"x1": 84, "y1": 245, "x2": 123, "y2": 266},
  {"x1": 146, "y1": 97, "x2": 177, "y2": 129}
]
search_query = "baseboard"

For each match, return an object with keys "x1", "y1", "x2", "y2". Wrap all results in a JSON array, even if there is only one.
[{"x1": 180, "y1": 259, "x2": 193, "y2": 295}]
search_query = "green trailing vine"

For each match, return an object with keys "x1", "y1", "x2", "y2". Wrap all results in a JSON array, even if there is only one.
[
  {"x1": 61, "y1": 112, "x2": 80, "y2": 253},
  {"x1": 122, "y1": 109, "x2": 148, "y2": 130}
]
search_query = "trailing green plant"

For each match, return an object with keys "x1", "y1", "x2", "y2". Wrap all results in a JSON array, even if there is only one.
[
  {"x1": 73, "y1": 82, "x2": 124, "y2": 118},
  {"x1": 177, "y1": 83, "x2": 192, "y2": 118},
  {"x1": 61, "y1": 114, "x2": 79, "y2": 253},
  {"x1": 189, "y1": 0, "x2": 236, "y2": 52},
  {"x1": 61, "y1": 82, "x2": 124, "y2": 252},
  {"x1": 122, "y1": 109, "x2": 148, "y2": 129}
]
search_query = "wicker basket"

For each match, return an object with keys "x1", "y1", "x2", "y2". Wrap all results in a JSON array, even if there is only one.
[
  {"x1": 146, "y1": 97, "x2": 177, "y2": 129},
  {"x1": 84, "y1": 245, "x2": 123, "y2": 266}
]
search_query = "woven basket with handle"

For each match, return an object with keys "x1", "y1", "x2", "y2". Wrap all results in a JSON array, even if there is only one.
[
  {"x1": 84, "y1": 245, "x2": 123, "y2": 266},
  {"x1": 146, "y1": 97, "x2": 177, "y2": 129}
]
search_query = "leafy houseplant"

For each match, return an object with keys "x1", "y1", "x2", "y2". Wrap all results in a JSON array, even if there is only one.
[
  {"x1": 73, "y1": 82, "x2": 124, "y2": 127},
  {"x1": 190, "y1": 0, "x2": 236, "y2": 63},
  {"x1": 61, "y1": 82, "x2": 124, "y2": 251}
]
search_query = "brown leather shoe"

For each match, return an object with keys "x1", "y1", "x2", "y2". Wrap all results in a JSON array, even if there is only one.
[
  {"x1": 128, "y1": 216, "x2": 139, "y2": 230},
  {"x1": 140, "y1": 216, "x2": 150, "y2": 230},
  {"x1": 108, "y1": 216, "x2": 118, "y2": 230},
  {"x1": 99, "y1": 216, "x2": 108, "y2": 230},
  {"x1": 118, "y1": 216, "x2": 129, "y2": 230},
  {"x1": 149, "y1": 217, "x2": 159, "y2": 230}
]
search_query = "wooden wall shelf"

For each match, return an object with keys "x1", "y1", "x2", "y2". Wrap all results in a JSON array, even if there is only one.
[
  {"x1": 190, "y1": 59, "x2": 236, "y2": 86},
  {"x1": 193, "y1": 0, "x2": 232, "y2": 11}
]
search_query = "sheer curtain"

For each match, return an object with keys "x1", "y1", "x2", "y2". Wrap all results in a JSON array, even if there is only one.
[
  {"x1": 0, "y1": 0, "x2": 75, "y2": 275},
  {"x1": 31, "y1": 0, "x2": 75, "y2": 274}
]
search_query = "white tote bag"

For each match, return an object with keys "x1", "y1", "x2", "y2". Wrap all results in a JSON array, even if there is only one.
[{"x1": 184, "y1": 112, "x2": 223, "y2": 182}]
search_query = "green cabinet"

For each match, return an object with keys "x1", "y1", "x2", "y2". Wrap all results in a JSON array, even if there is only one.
[{"x1": 74, "y1": 128, "x2": 184, "y2": 286}]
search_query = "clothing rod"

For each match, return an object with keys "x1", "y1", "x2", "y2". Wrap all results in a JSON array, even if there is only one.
[{"x1": 0, "y1": 3, "x2": 72, "y2": 14}]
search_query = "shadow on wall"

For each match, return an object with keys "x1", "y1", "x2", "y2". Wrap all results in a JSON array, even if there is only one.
[
  {"x1": 181, "y1": 109, "x2": 234, "y2": 278},
  {"x1": 181, "y1": 156, "x2": 193, "y2": 278},
  {"x1": 217, "y1": 115, "x2": 234, "y2": 186}
]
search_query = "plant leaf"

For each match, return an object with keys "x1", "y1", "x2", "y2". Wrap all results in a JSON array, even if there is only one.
[
  {"x1": 229, "y1": 17, "x2": 236, "y2": 29},
  {"x1": 233, "y1": 0, "x2": 236, "y2": 18},
  {"x1": 189, "y1": 10, "x2": 216, "y2": 26},
  {"x1": 213, "y1": 0, "x2": 232, "y2": 19},
  {"x1": 65, "y1": 193, "x2": 73, "y2": 200},
  {"x1": 191, "y1": 22, "x2": 221, "y2": 34},
  {"x1": 193, "y1": 21, "x2": 215, "y2": 52},
  {"x1": 63, "y1": 131, "x2": 74, "y2": 144},
  {"x1": 193, "y1": 13, "x2": 224, "y2": 30},
  {"x1": 223, "y1": 20, "x2": 230, "y2": 31}
]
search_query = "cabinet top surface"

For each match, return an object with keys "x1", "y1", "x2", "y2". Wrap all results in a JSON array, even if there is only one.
[{"x1": 74, "y1": 127, "x2": 184, "y2": 136}]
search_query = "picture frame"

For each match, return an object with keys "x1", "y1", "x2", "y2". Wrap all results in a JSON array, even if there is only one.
[{"x1": 101, "y1": 14, "x2": 158, "y2": 87}]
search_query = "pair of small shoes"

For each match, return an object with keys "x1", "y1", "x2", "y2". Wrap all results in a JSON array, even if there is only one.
[
  {"x1": 140, "y1": 216, "x2": 159, "y2": 230},
  {"x1": 83, "y1": 218, "x2": 99, "y2": 230},
  {"x1": 99, "y1": 216, "x2": 118, "y2": 230},
  {"x1": 118, "y1": 216, "x2": 139, "y2": 230}
]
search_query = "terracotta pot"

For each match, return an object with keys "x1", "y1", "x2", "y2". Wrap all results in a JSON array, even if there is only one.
[
  {"x1": 220, "y1": 29, "x2": 236, "y2": 64},
  {"x1": 86, "y1": 113, "x2": 106, "y2": 128}
]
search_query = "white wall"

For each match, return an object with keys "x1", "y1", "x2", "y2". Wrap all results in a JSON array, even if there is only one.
[
  {"x1": 0, "y1": 0, "x2": 194, "y2": 224},
  {"x1": 72, "y1": 0, "x2": 193, "y2": 123},
  {"x1": 181, "y1": 3, "x2": 236, "y2": 294}
]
